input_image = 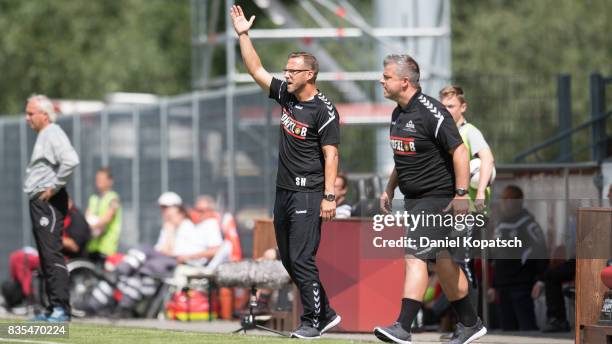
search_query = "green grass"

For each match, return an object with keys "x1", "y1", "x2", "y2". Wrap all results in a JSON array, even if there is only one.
[{"x1": 0, "y1": 320, "x2": 366, "y2": 344}]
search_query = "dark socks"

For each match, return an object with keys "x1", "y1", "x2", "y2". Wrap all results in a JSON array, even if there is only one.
[
  {"x1": 450, "y1": 295, "x2": 478, "y2": 327},
  {"x1": 397, "y1": 298, "x2": 422, "y2": 331}
]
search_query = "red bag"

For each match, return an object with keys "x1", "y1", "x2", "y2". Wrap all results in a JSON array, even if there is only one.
[{"x1": 166, "y1": 289, "x2": 218, "y2": 321}]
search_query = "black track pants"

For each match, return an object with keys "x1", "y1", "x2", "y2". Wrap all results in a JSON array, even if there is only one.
[
  {"x1": 29, "y1": 188, "x2": 70, "y2": 312},
  {"x1": 273, "y1": 188, "x2": 336, "y2": 329}
]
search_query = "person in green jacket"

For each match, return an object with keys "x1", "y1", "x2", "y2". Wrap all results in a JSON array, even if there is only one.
[{"x1": 85, "y1": 167, "x2": 122, "y2": 264}]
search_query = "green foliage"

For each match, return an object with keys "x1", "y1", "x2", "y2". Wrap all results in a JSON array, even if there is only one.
[
  {"x1": 0, "y1": 0, "x2": 191, "y2": 114},
  {"x1": 451, "y1": 0, "x2": 612, "y2": 162}
]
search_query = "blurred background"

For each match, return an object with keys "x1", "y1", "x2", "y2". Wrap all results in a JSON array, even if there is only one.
[{"x1": 0, "y1": 0, "x2": 611, "y2": 274}]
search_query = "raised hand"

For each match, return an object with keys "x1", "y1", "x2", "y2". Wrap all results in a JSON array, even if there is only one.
[{"x1": 230, "y1": 5, "x2": 255, "y2": 35}]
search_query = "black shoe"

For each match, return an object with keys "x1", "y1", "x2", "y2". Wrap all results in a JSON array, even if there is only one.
[
  {"x1": 291, "y1": 324, "x2": 321, "y2": 339},
  {"x1": 320, "y1": 314, "x2": 341, "y2": 334},
  {"x1": 449, "y1": 318, "x2": 487, "y2": 344},
  {"x1": 373, "y1": 322, "x2": 412, "y2": 344},
  {"x1": 541, "y1": 318, "x2": 571, "y2": 333}
]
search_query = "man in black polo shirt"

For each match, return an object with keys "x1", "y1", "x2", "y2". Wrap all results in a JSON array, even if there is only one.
[
  {"x1": 230, "y1": 5, "x2": 341, "y2": 339},
  {"x1": 373, "y1": 55, "x2": 486, "y2": 344}
]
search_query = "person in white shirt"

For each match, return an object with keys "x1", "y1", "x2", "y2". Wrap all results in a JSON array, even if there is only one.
[{"x1": 84, "y1": 192, "x2": 223, "y2": 317}]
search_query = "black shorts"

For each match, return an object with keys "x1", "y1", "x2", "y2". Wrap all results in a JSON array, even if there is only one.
[{"x1": 403, "y1": 197, "x2": 464, "y2": 260}]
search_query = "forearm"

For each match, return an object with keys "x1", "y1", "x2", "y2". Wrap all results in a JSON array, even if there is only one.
[
  {"x1": 94, "y1": 208, "x2": 117, "y2": 230},
  {"x1": 476, "y1": 149, "x2": 495, "y2": 194},
  {"x1": 62, "y1": 237, "x2": 79, "y2": 253},
  {"x1": 54, "y1": 150, "x2": 80, "y2": 189},
  {"x1": 238, "y1": 33, "x2": 262, "y2": 76},
  {"x1": 452, "y1": 144, "x2": 470, "y2": 190},
  {"x1": 385, "y1": 167, "x2": 398, "y2": 195},
  {"x1": 323, "y1": 146, "x2": 339, "y2": 195},
  {"x1": 184, "y1": 246, "x2": 220, "y2": 260}
]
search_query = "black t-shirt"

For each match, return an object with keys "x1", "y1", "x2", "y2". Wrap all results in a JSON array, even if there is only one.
[
  {"x1": 389, "y1": 91, "x2": 463, "y2": 199},
  {"x1": 63, "y1": 206, "x2": 91, "y2": 259},
  {"x1": 269, "y1": 78, "x2": 340, "y2": 192}
]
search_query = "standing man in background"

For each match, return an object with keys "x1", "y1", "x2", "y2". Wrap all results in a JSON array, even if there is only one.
[
  {"x1": 24, "y1": 94, "x2": 79, "y2": 322},
  {"x1": 231, "y1": 5, "x2": 341, "y2": 339},
  {"x1": 374, "y1": 55, "x2": 486, "y2": 344},
  {"x1": 439, "y1": 85, "x2": 495, "y2": 212},
  {"x1": 86, "y1": 167, "x2": 122, "y2": 264}
]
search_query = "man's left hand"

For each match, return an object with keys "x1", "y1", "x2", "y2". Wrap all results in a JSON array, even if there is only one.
[
  {"x1": 38, "y1": 187, "x2": 55, "y2": 202},
  {"x1": 444, "y1": 195, "x2": 470, "y2": 216},
  {"x1": 474, "y1": 190, "x2": 487, "y2": 212},
  {"x1": 320, "y1": 199, "x2": 336, "y2": 221}
]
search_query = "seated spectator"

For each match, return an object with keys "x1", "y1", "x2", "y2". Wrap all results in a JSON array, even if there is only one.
[
  {"x1": 84, "y1": 192, "x2": 224, "y2": 317},
  {"x1": 531, "y1": 201, "x2": 578, "y2": 333},
  {"x1": 488, "y1": 185, "x2": 549, "y2": 331},
  {"x1": 3, "y1": 198, "x2": 91, "y2": 308}
]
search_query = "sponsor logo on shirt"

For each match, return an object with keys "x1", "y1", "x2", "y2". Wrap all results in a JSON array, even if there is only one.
[
  {"x1": 281, "y1": 108, "x2": 309, "y2": 140},
  {"x1": 390, "y1": 136, "x2": 417, "y2": 155}
]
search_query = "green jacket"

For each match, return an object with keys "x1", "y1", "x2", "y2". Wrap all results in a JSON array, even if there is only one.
[{"x1": 86, "y1": 190, "x2": 122, "y2": 256}]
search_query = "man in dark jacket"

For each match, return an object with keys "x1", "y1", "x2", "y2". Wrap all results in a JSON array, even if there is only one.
[{"x1": 488, "y1": 185, "x2": 548, "y2": 331}]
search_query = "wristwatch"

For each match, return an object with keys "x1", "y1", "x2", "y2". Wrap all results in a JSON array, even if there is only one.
[
  {"x1": 324, "y1": 194, "x2": 336, "y2": 202},
  {"x1": 455, "y1": 188, "x2": 468, "y2": 196}
]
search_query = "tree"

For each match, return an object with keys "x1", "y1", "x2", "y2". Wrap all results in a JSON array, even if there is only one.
[{"x1": 0, "y1": 0, "x2": 191, "y2": 114}]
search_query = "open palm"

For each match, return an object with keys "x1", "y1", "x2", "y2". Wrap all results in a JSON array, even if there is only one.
[{"x1": 230, "y1": 5, "x2": 255, "y2": 35}]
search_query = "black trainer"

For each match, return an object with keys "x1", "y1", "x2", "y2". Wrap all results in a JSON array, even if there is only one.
[
  {"x1": 320, "y1": 314, "x2": 342, "y2": 334},
  {"x1": 291, "y1": 324, "x2": 321, "y2": 339},
  {"x1": 541, "y1": 318, "x2": 571, "y2": 333},
  {"x1": 448, "y1": 318, "x2": 487, "y2": 344},
  {"x1": 373, "y1": 322, "x2": 412, "y2": 344}
]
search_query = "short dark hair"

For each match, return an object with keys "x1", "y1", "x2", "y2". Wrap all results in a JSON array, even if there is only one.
[
  {"x1": 96, "y1": 167, "x2": 113, "y2": 179},
  {"x1": 503, "y1": 185, "x2": 524, "y2": 199},
  {"x1": 288, "y1": 51, "x2": 319, "y2": 82},
  {"x1": 383, "y1": 54, "x2": 420, "y2": 88}
]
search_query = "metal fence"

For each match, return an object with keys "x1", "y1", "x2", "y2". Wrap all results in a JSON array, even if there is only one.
[{"x1": 0, "y1": 85, "x2": 279, "y2": 274}]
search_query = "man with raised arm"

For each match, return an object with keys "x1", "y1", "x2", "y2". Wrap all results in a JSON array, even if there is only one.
[{"x1": 230, "y1": 5, "x2": 341, "y2": 339}]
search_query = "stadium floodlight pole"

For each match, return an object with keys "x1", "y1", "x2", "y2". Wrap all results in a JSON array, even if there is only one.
[{"x1": 225, "y1": 0, "x2": 237, "y2": 213}]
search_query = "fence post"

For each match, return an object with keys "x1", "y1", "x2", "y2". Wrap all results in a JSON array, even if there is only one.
[
  {"x1": 132, "y1": 106, "x2": 140, "y2": 244},
  {"x1": 590, "y1": 73, "x2": 606, "y2": 162},
  {"x1": 557, "y1": 75, "x2": 572, "y2": 162}
]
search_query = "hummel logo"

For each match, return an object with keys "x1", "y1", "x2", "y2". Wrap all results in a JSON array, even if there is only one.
[{"x1": 296, "y1": 210, "x2": 307, "y2": 214}]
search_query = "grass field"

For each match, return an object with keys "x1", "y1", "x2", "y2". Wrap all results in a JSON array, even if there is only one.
[{"x1": 0, "y1": 321, "x2": 368, "y2": 344}]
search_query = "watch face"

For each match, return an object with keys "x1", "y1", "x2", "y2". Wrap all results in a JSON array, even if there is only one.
[
  {"x1": 325, "y1": 194, "x2": 335, "y2": 201},
  {"x1": 456, "y1": 189, "x2": 467, "y2": 196}
]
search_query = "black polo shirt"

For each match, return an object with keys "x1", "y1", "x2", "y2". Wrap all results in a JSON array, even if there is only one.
[
  {"x1": 389, "y1": 91, "x2": 463, "y2": 199},
  {"x1": 269, "y1": 77, "x2": 340, "y2": 192}
]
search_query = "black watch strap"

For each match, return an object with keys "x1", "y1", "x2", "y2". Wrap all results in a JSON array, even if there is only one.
[
  {"x1": 324, "y1": 194, "x2": 336, "y2": 202},
  {"x1": 455, "y1": 188, "x2": 468, "y2": 196}
]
